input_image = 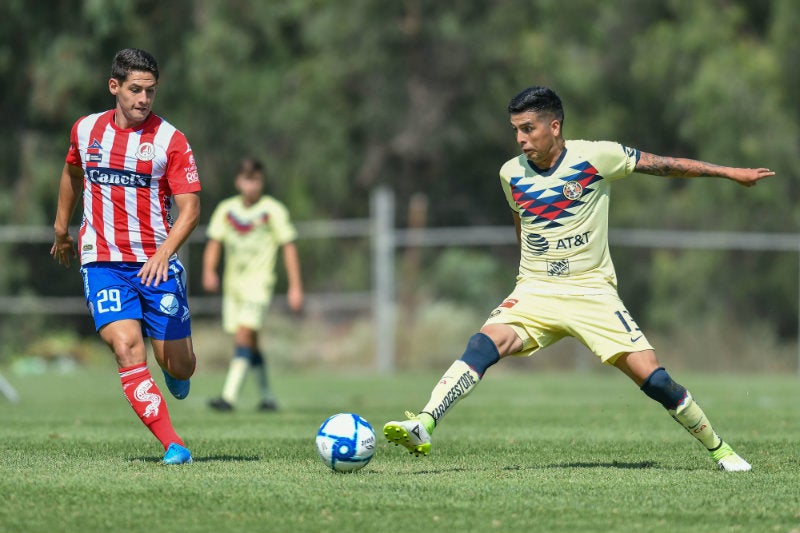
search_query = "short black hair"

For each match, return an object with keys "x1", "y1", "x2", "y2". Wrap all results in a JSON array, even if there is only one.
[
  {"x1": 237, "y1": 157, "x2": 265, "y2": 179},
  {"x1": 507, "y1": 86, "x2": 564, "y2": 125},
  {"x1": 111, "y1": 48, "x2": 159, "y2": 82}
]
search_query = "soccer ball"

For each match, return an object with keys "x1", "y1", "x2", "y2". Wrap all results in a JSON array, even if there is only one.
[{"x1": 315, "y1": 412, "x2": 376, "y2": 472}]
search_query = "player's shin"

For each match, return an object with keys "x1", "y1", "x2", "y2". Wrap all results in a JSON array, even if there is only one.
[
  {"x1": 419, "y1": 333, "x2": 500, "y2": 433},
  {"x1": 640, "y1": 367, "x2": 721, "y2": 450},
  {"x1": 668, "y1": 392, "x2": 722, "y2": 450},
  {"x1": 250, "y1": 350, "x2": 273, "y2": 401},
  {"x1": 120, "y1": 363, "x2": 183, "y2": 450},
  {"x1": 221, "y1": 346, "x2": 252, "y2": 404}
]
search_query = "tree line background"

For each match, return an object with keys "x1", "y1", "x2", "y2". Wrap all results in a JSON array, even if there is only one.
[{"x1": 1, "y1": 0, "x2": 798, "y2": 371}]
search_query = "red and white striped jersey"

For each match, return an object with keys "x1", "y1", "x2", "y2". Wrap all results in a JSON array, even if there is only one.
[{"x1": 65, "y1": 110, "x2": 201, "y2": 265}]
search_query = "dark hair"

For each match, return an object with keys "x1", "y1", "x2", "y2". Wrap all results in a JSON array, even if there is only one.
[
  {"x1": 507, "y1": 86, "x2": 564, "y2": 125},
  {"x1": 111, "y1": 48, "x2": 159, "y2": 82},
  {"x1": 237, "y1": 157, "x2": 265, "y2": 179}
]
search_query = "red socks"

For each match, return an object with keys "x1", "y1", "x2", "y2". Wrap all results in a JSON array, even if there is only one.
[{"x1": 119, "y1": 363, "x2": 183, "y2": 450}]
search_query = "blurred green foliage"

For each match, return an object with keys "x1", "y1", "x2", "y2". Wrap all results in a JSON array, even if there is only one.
[{"x1": 0, "y1": 0, "x2": 798, "y2": 364}]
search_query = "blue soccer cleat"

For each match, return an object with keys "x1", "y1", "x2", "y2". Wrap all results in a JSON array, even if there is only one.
[
  {"x1": 163, "y1": 443, "x2": 193, "y2": 465},
  {"x1": 162, "y1": 369, "x2": 190, "y2": 400}
]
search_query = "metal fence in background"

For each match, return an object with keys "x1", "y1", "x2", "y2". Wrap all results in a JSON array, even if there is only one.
[{"x1": 1, "y1": 186, "x2": 799, "y2": 374}]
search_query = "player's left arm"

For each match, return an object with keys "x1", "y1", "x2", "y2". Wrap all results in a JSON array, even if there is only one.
[
  {"x1": 635, "y1": 151, "x2": 775, "y2": 187},
  {"x1": 282, "y1": 241, "x2": 304, "y2": 313},
  {"x1": 137, "y1": 192, "x2": 200, "y2": 287},
  {"x1": 202, "y1": 238, "x2": 223, "y2": 293}
]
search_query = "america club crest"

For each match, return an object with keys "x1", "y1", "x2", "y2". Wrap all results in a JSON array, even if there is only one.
[{"x1": 563, "y1": 180, "x2": 583, "y2": 200}]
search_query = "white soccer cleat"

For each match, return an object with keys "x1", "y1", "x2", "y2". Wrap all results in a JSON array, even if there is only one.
[
  {"x1": 383, "y1": 411, "x2": 431, "y2": 456},
  {"x1": 711, "y1": 442, "x2": 751, "y2": 472}
]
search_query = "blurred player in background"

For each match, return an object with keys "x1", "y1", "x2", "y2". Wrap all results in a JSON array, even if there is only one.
[
  {"x1": 50, "y1": 48, "x2": 200, "y2": 465},
  {"x1": 385, "y1": 85, "x2": 774, "y2": 471},
  {"x1": 203, "y1": 158, "x2": 303, "y2": 412}
]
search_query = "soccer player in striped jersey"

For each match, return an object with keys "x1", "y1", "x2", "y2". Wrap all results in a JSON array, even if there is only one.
[
  {"x1": 51, "y1": 48, "x2": 201, "y2": 465},
  {"x1": 384, "y1": 86, "x2": 774, "y2": 471}
]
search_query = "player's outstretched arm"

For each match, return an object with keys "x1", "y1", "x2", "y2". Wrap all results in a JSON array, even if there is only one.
[{"x1": 635, "y1": 151, "x2": 775, "y2": 187}]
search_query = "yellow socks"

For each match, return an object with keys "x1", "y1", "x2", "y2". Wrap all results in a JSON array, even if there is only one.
[
  {"x1": 668, "y1": 392, "x2": 722, "y2": 450},
  {"x1": 221, "y1": 356, "x2": 249, "y2": 404},
  {"x1": 419, "y1": 359, "x2": 481, "y2": 434}
]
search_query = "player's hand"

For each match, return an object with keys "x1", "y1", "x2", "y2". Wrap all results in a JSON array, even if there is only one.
[
  {"x1": 51, "y1": 232, "x2": 77, "y2": 267},
  {"x1": 137, "y1": 251, "x2": 170, "y2": 287},
  {"x1": 202, "y1": 270, "x2": 220, "y2": 293},
  {"x1": 287, "y1": 285, "x2": 304, "y2": 314},
  {"x1": 728, "y1": 167, "x2": 775, "y2": 187}
]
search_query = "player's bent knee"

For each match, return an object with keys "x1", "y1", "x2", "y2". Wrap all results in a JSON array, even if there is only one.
[
  {"x1": 640, "y1": 367, "x2": 687, "y2": 410},
  {"x1": 459, "y1": 333, "x2": 500, "y2": 377},
  {"x1": 479, "y1": 323, "x2": 522, "y2": 356},
  {"x1": 153, "y1": 338, "x2": 196, "y2": 378}
]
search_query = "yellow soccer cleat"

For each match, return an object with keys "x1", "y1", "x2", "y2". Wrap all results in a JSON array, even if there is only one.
[{"x1": 384, "y1": 411, "x2": 432, "y2": 456}]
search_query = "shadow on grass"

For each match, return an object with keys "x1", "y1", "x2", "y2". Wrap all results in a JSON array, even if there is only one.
[
  {"x1": 544, "y1": 460, "x2": 657, "y2": 469},
  {"x1": 398, "y1": 460, "x2": 659, "y2": 475},
  {"x1": 132, "y1": 454, "x2": 262, "y2": 463}
]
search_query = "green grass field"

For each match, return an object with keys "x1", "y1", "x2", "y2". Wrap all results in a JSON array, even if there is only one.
[{"x1": 1, "y1": 366, "x2": 798, "y2": 533}]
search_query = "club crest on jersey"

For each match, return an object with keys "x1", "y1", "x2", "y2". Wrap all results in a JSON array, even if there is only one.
[
  {"x1": 509, "y1": 161, "x2": 602, "y2": 229},
  {"x1": 563, "y1": 181, "x2": 583, "y2": 200},
  {"x1": 136, "y1": 142, "x2": 156, "y2": 161}
]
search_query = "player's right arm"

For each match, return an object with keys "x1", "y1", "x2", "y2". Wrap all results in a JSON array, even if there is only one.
[{"x1": 50, "y1": 163, "x2": 84, "y2": 268}]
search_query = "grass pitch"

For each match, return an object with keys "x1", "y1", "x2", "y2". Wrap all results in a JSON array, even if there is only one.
[{"x1": 0, "y1": 366, "x2": 798, "y2": 533}]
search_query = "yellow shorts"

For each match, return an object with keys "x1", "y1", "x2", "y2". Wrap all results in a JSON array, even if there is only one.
[
  {"x1": 482, "y1": 286, "x2": 653, "y2": 364},
  {"x1": 221, "y1": 291, "x2": 273, "y2": 334}
]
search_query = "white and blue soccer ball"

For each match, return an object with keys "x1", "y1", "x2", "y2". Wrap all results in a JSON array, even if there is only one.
[{"x1": 315, "y1": 412, "x2": 376, "y2": 472}]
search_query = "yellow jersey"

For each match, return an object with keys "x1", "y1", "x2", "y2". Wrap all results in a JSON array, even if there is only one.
[
  {"x1": 206, "y1": 195, "x2": 297, "y2": 298},
  {"x1": 499, "y1": 140, "x2": 639, "y2": 294}
]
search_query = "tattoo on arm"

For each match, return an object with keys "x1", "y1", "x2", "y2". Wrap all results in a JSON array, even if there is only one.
[{"x1": 636, "y1": 152, "x2": 724, "y2": 178}]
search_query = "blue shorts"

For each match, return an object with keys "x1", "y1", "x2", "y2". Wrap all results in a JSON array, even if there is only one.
[{"x1": 80, "y1": 260, "x2": 192, "y2": 341}]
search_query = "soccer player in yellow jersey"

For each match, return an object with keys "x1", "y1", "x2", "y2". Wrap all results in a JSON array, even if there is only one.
[
  {"x1": 384, "y1": 86, "x2": 774, "y2": 471},
  {"x1": 203, "y1": 158, "x2": 303, "y2": 411}
]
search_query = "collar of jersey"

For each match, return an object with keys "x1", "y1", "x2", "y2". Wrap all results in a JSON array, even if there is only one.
[{"x1": 526, "y1": 147, "x2": 568, "y2": 177}]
